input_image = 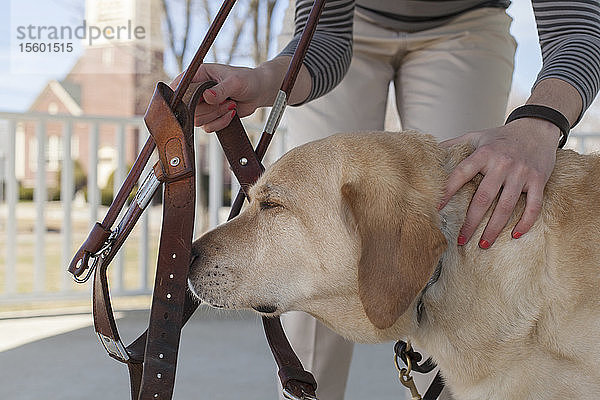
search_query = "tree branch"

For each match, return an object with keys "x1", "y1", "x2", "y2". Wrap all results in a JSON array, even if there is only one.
[
  {"x1": 180, "y1": 0, "x2": 193, "y2": 68},
  {"x1": 161, "y1": 0, "x2": 183, "y2": 71},
  {"x1": 250, "y1": 0, "x2": 261, "y2": 65},
  {"x1": 226, "y1": 13, "x2": 246, "y2": 64},
  {"x1": 201, "y1": 0, "x2": 220, "y2": 62}
]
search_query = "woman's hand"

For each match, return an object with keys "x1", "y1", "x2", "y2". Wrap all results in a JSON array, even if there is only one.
[
  {"x1": 171, "y1": 63, "x2": 270, "y2": 132},
  {"x1": 170, "y1": 57, "x2": 312, "y2": 132},
  {"x1": 439, "y1": 118, "x2": 560, "y2": 248}
]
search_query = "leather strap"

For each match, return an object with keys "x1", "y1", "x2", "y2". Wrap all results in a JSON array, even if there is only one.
[
  {"x1": 216, "y1": 116, "x2": 264, "y2": 194},
  {"x1": 73, "y1": 0, "x2": 327, "y2": 397},
  {"x1": 263, "y1": 317, "x2": 317, "y2": 396},
  {"x1": 88, "y1": 80, "x2": 317, "y2": 400},
  {"x1": 137, "y1": 177, "x2": 195, "y2": 400},
  {"x1": 68, "y1": 0, "x2": 238, "y2": 282},
  {"x1": 92, "y1": 81, "x2": 199, "y2": 400}
]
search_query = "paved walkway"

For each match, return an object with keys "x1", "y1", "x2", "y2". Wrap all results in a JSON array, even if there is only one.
[{"x1": 0, "y1": 308, "x2": 406, "y2": 400}]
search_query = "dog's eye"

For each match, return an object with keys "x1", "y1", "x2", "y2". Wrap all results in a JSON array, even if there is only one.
[{"x1": 260, "y1": 201, "x2": 282, "y2": 210}]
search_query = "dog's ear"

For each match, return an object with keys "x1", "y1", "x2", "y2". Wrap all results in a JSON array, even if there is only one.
[{"x1": 342, "y1": 179, "x2": 447, "y2": 330}]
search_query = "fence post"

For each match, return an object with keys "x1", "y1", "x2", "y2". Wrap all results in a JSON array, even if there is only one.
[
  {"x1": 208, "y1": 134, "x2": 223, "y2": 228},
  {"x1": 34, "y1": 119, "x2": 46, "y2": 293},
  {"x1": 88, "y1": 122, "x2": 99, "y2": 226},
  {"x1": 5, "y1": 119, "x2": 17, "y2": 295},
  {"x1": 61, "y1": 120, "x2": 73, "y2": 292}
]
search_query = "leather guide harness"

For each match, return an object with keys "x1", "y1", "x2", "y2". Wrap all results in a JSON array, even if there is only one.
[{"x1": 68, "y1": 0, "x2": 325, "y2": 399}]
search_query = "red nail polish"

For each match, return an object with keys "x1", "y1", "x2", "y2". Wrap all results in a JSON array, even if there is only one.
[
  {"x1": 227, "y1": 103, "x2": 236, "y2": 111},
  {"x1": 231, "y1": 110, "x2": 236, "y2": 118},
  {"x1": 512, "y1": 231, "x2": 522, "y2": 239},
  {"x1": 479, "y1": 239, "x2": 491, "y2": 249},
  {"x1": 457, "y1": 235, "x2": 466, "y2": 246},
  {"x1": 208, "y1": 89, "x2": 217, "y2": 97}
]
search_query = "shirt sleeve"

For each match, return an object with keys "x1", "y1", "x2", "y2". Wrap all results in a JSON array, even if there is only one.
[
  {"x1": 532, "y1": 0, "x2": 600, "y2": 125},
  {"x1": 278, "y1": 0, "x2": 355, "y2": 103}
]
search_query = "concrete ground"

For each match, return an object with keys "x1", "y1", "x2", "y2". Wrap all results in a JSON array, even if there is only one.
[{"x1": 0, "y1": 307, "x2": 409, "y2": 400}]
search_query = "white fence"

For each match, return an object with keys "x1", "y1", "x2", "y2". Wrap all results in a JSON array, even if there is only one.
[
  {"x1": 0, "y1": 109, "x2": 598, "y2": 305},
  {"x1": 0, "y1": 111, "x2": 288, "y2": 305}
]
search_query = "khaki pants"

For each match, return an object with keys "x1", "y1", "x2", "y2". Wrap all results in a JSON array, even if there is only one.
[{"x1": 278, "y1": 6, "x2": 516, "y2": 400}]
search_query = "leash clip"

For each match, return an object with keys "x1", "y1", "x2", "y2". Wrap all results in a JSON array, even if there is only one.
[
  {"x1": 72, "y1": 228, "x2": 118, "y2": 284},
  {"x1": 394, "y1": 341, "x2": 423, "y2": 400}
]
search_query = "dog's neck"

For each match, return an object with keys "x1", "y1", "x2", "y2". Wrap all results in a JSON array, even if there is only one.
[
  {"x1": 405, "y1": 142, "x2": 480, "y2": 329},
  {"x1": 402, "y1": 142, "x2": 501, "y2": 390}
]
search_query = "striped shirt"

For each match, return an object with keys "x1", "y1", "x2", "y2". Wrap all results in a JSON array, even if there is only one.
[{"x1": 279, "y1": 0, "x2": 600, "y2": 124}]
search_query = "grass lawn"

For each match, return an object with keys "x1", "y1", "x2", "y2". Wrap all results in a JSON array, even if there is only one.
[{"x1": 0, "y1": 202, "x2": 168, "y2": 312}]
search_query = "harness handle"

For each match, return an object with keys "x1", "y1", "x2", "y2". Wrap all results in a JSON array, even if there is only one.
[
  {"x1": 68, "y1": 0, "x2": 237, "y2": 282},
  {"x1": 71, "y1": 0, "x2": 328, "y2": 399}
]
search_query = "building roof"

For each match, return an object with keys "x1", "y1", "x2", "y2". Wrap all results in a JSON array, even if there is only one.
[{"x1": 29, "y1": 80, "x2": 83, "y2": 116}]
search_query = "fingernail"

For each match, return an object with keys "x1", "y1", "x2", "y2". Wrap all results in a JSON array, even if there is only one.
[
  {"x1": 457, "y1": 235, "x2": 466, "y2": 246},
  {"x1": 208, "y1": 89, "x2": 217, "y2": 97},
  {"x1": 479, "y1": 239, "x2": 491, "y2": 249},
  {"x1": 231, "y1": 110, "x2": 236, "y2": 118},
  {"x1": 512, "y1": 231, "x2": 522, "y2": 239},
  {"x1": 227, "y1": 103, "x2": 236, "y2": 111},
  {"x1": 437, "y1": 201, "x2": 445, "y2": 210}
]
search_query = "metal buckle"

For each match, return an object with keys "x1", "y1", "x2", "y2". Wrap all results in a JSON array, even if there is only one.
[
  {"x1": 73, "y1": 173, "x2": 157, "y2": 285},
  {"x1": 97, "y1": 332, "x2": 130, "y2": 362},
  {"x1": 135, "y1": 170, "x2": 161, "y2": 209},
  {"x1": 282, "y1": 388, "x2": 318, "y2": 400},
  {"x1": 264, "y1": 90, "x2": 287, "y2": 135},
  {"x1": 72, "y1": 256, "x2": 99, "y2": 283},
  {"x1": 72, "y1": 228, "x2": 117, "y2": 284}
]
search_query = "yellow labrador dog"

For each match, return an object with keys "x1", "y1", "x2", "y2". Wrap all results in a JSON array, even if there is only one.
[{"x1": 188, "y1": 132, "x2": 600, "y2": 399}]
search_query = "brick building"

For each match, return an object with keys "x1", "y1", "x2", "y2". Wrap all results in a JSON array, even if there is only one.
[{"x1": 16, "y1": 0, "x2": 166, "y2": 192}]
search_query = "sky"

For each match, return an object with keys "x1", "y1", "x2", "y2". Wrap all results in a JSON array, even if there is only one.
[{"x1": 0, "y1": 0, "x2": 543, "y2": 113}]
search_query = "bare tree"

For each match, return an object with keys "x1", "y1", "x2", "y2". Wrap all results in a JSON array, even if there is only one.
[
  {"x1": 249, "y1": 0, "x2": 279, "y2": 65},
  {"x1": 161, "y1": 0, "x2": 193, "y2": 71},
  {"x1": 162, "y1": 0, "x2": 282, "y2": 70}
]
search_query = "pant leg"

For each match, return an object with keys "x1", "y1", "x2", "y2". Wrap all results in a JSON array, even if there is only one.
[
  {"x1": 397, "y1": 7, "x2": 517, "y2": 140},
  {"x1": 279, "y1": 15, "x2": 398, "y2": 400},
  {"x1": 284, "y1": 14, "x2": 398, "y2": 149},
  {"x1": 396, "y1": 8, "x2": 516, "y2": 399}
]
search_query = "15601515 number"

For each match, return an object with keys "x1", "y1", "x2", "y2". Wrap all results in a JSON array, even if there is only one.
[{"x1": 18, "y1": 42, "x2": 73, "y2": 53}]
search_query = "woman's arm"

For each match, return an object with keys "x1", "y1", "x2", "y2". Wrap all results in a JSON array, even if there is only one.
[
  {"x1": 174, "y1": 0, "x2": 355, "y2": 132},
  {"x1": 440, "y1": 0, "x2": 600, "y2": 248},
  {"x1": 278, "y1": 0, "x2": 354, "y2": 104},
  {"x1": 532, "y1": 0, "x2": 600, "y2": 124}
]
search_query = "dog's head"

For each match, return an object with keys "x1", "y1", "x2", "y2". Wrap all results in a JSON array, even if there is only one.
[{"x1": 188, "y1": 132, "x2": 447, "y2": 342}]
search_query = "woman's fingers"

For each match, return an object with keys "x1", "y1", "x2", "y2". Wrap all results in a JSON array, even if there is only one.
[
  {"x1": 511, "y1": 180, "x2": 545, "y2": 239},
  {"x1": 440, "y1": 145, "x2": 485, "y2": 210},
  {"x1": 457, "y1": 165, "x2": 504, "y2": 246},
  {"x1": 194, "y1": 100, "x2": 237, "y2": 126},
  {"x1": 478, "y1": 177, "x2": 524, "y2": 248}
]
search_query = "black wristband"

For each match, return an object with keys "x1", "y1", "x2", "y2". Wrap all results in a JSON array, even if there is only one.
[{"x1": 505, "y1": 104, "x2": 570, "y2": 148}]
